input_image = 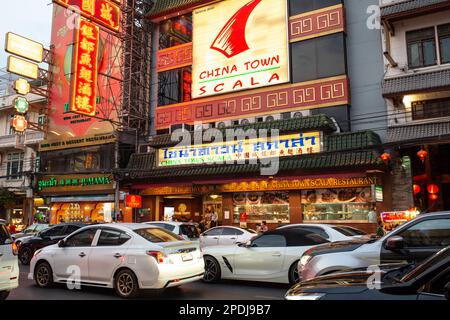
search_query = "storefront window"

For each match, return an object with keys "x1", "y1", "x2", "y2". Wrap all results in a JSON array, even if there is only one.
[
  {"x1": 302, "y1": 188, "x2": 374, "y2": 223},
  {"x1": 51, "y1": 202, "x2": 114, "y2": 224},
  {"x1": 233, "y1": 192, "x2": 290, "y2": 224}
]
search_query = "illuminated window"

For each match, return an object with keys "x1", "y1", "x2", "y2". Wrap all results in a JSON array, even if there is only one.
[{"x1": 159, "y1": 15, "x2": 192, "y2": 50}]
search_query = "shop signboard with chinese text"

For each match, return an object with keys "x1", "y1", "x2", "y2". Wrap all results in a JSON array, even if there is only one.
[
  {"x1": 47, "y1": 4, "x2": 121, "y2": 139},
  {"x1": 53, "y1": 0, "x2": 120, "y2": 32},
  {"x1": 192, "y1": 0, "x2": 289, "y2": 98},
  {"x1": 158, "y1": 132, "x2": 321, "y2": 167},
  {"x1": 70, "y1": 18, "x2": 100, "y2": 117}
]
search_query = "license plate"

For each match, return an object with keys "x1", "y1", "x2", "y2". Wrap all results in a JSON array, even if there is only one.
[{"x1": 181, "y1": 253, "x2": 193, "y2": 262}]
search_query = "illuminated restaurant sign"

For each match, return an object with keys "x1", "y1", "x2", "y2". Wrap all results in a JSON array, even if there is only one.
[
  {"x1": 7, "y1": 55, "x2": 39, "y2": 79},
  {"x1": 39, "y1": 133, "x2": 116, "y2": 151},
  {"x1": 37, "y1": 174, "x2": 114, "y2": 193},
  {"x1": 192, "y1": 0, "x2": 289, "y2": 98},
  {"x1": 158, "y1": 132, "x2": 321, "y2": 167},
  {"x1": 125, "y1": 195, "x2": 142, "y2": 208},
  {"x1": 70, "y1": 18, "x2": 100, "y2": 117},
  {"x1": 53, "y1": 0, "x2": 121, "y2": 32},
  {"x1": 5, "y1": 32, "x2": 44, "y2": 63}
]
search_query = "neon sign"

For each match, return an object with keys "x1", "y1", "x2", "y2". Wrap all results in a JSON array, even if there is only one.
[{"x1": 70, "y1": 18, "x2": 100, "y2": 117}]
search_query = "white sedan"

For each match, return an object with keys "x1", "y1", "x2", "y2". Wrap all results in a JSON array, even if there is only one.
[
  {"x1": 202, "y1": 228, "x2": 329, "y2": 285},
  {"x1": 200, "y1": 226, "x2": 257, "y2": 248},
  {"x1": 277, "y1": 224, "x2": 369, "y2": 241},
  {"x1": 29, "y1": 224, "x2": 204, "y2": 298}
]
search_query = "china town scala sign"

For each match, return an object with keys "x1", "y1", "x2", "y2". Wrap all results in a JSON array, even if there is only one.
[{"x1": 192, "y1": 0, "x2": 289, "y2": 98}]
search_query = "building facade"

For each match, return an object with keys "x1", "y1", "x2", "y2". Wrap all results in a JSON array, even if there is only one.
[
  {"x1": 120, "y1": 0, "x2": 388, "y2": 233},
  {"x1": 0, "y1": 72, "x2": 45, "y2": 227},
  {"x1": 380, "y1": 0, "x2": 450, "y2": 212}
]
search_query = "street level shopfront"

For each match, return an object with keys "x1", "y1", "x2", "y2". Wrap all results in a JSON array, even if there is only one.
[
  {"x1": 36, "y1": 173, "x2": 133, "y2": 224},
  {"x1": 122, "y1": 116, "x2": 386, "y2": 233}
]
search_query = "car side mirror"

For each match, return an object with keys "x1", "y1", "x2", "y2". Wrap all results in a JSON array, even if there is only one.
[
  {"x1": 385, "y1": 236, "x2": 404, "y2": 251},
  {"x1": 445, "y1": 282, "x2": 450, "y2": 301},
  {"x1": 58, "y1": 239, "x2": 65, "y2": 247}
]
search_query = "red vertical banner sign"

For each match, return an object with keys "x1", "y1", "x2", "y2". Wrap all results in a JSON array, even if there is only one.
[{"x1": 70, "y1": 18, "x2": 100, "y2": 117}]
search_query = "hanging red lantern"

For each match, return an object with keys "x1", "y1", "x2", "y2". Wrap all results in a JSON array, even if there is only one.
[
  {"x1": 417, "y1": 149, "x2": 428, "y2": 163},
  {"x1": 427, "y1": 184, "x2": 439, "y2": 194},
  {"x1": 380, "y1": 152, "x2": 391, "y2": 164},
  {"x1": 413, "y1": 184, "x2": 421, "y2": 195},
  {"x1": 429, "y1": 194, "x2": 439, "y2": 201}
]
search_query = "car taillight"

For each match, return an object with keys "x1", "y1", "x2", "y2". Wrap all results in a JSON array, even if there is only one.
[
  {"x1": 12, "y1": 242, "x2": 18, "y2": 256},
  {"x1": 146, "y1": 251, "x2": 165, "y2": 263}
]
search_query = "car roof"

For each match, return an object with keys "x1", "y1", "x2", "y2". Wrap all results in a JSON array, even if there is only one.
[
  {"x1": 145, "y1": 221, "x2": 196, "y2": 226},
  {"x1": 80, "y1": 223, "x2": 159, "y2": 232}
]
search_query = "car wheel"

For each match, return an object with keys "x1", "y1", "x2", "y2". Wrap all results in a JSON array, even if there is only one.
[
  {"x1": 19, "y1": 247, "x2": 33, "y2": 265},
  {"x1": 289, "y1": 261, "x2": 300, "y2": 285},
  {"x1": 34, "y1": 262, "x2": 54, "y2": 288},
  {"x1": 114, "y1": 269, "x2": 140, "y2": 299},
  {"x1": 203, "y1": 256, "x2": 221, "y2": 283},
  {"x1": 0, "y1": 291, "x2": 10, "y2": 300}
]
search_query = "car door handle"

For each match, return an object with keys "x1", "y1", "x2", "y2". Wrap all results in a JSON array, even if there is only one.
[
  {"x1": 0, "y1": 253, "x2": 3, "y2": 257},
  {"x1": 230, "y1": 238, "x2": 236, "y2": 240},
  {"x1": 79, "y1": 252, "x2": 86, "y2": 258},
  {"x1": 213, "y1": 237, "x2": 219, "y2": 239},
  {"x1": 114, "y1": 253, "x2": 122, "y2": 258},
  {"x1": 272, "y1": 253, "x2": 282, "y2": 257}
]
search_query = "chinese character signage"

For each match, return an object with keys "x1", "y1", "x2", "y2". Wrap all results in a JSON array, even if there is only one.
[
  {"x1": 70, "y1": 18, "x2": 100, "y2": 117},
  {"x1": 53, "y1": 0, "x2": 120, "y2": 32},
  {"x1": 158, "y1": 132, "x2": 321, "y2": 167},
  {"x1": 47, "y1": 4, "x2": 121, "y2": 139},
  {"x1": 192, "y1": 0, "x2": 289, "y2": 98}
]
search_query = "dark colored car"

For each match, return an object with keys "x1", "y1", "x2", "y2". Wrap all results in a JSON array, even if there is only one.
[
  {"x1": 286, "y1": 246, "x2": 450, "y2": 300},
  {"x1": 17, "y1": 223, "x2": 86, "y2": 265}
]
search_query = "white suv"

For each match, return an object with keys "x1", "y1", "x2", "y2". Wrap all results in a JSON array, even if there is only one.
[{"x1": 0, "y1": 220, "x2": 19, "y2": 300}]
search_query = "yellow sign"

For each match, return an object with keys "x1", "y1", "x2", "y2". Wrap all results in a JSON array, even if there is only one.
[
  {"x1": 5, "y1": 32, "x2": 44, "y2": 63},
  {"x1": 192, "y1": 0, "x2": 289, "y2": 98},
  {"x1": 14, "y1": 78, "x2": 30, "y2": 95},
  {"x1": 7, "y1": 55, "x2": 39, "y2": 80},
  {"x1": 158, "y1": 132, "x2": 321, "y2": 167},
  {"x1": 39, "y1": 133, "x2": 116, "y2": 152}
]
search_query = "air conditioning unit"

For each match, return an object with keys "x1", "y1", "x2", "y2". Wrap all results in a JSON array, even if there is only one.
[
  {"x1": 239, "y1": 117, "x2": 256, "y2": 125},
  {"x1": 329, "y1": 117, "x2": 342, "y2": 133},
  {"x1": 216, "y1": 120, "x2": 232, "y2": 129},
  {"x1": 264, "y1": 114, "x2": 281, "y2": 122},
  {"x1": 282, "y1": 110, "x2": 311, "y2": 120},
  {"x1": 193, "y1": 123, "x2": 213, "y2": 131},
  {"x1": 170, "y1": 123, "x2": 192, "y2": 133}
]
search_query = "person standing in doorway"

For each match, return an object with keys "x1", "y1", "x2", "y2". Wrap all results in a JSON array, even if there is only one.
[
  {"x1": 260, "y1": 221, "x2": 268, "y2": 233},
  {"x1": 210, "y1": 211, "x2": 218, "y2": 227}
]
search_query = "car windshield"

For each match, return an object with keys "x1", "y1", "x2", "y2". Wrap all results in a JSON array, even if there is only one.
[
  {"x1": 35, "y1": 224, "x2": 49, "y2": 231},
  {"x1": 400, "y1": 247, "x2": 450, "y2": 283},
  {"x1": 332, "y1": 226, "x2": 367, "y2": 236},
  {"x1": 180, "y1": 224, "x2": 200, "y2": 239},
  {"x1": 245, "y1": 228, "x2": 257, "y2": 234},
  {"x1": 134, "y1": 227, "x2": 180, "y2": 243}
]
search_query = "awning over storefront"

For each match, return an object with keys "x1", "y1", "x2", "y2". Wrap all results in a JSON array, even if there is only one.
[
  {"x1": 148, "y1": 115, "x2": 337, "y2": 148},
  {"x1": 123, "y1": 130, "x2": 383, "y2": 180},
  {"x1": 382, "y1": 68, "x2": 450, "y2": 97}
]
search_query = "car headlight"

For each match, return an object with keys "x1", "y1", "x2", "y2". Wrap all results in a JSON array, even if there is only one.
[
  {"x1": 285, "y1": 292, "x2": 325, "y2": 301},
  {"x1": 299, "y1": 255, "x2": 312, "y2": 268}
]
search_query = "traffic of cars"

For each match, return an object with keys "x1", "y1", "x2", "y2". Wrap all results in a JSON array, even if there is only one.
[{"x1": 2, "y1": 211, "x2": 450, "y2": 300}]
